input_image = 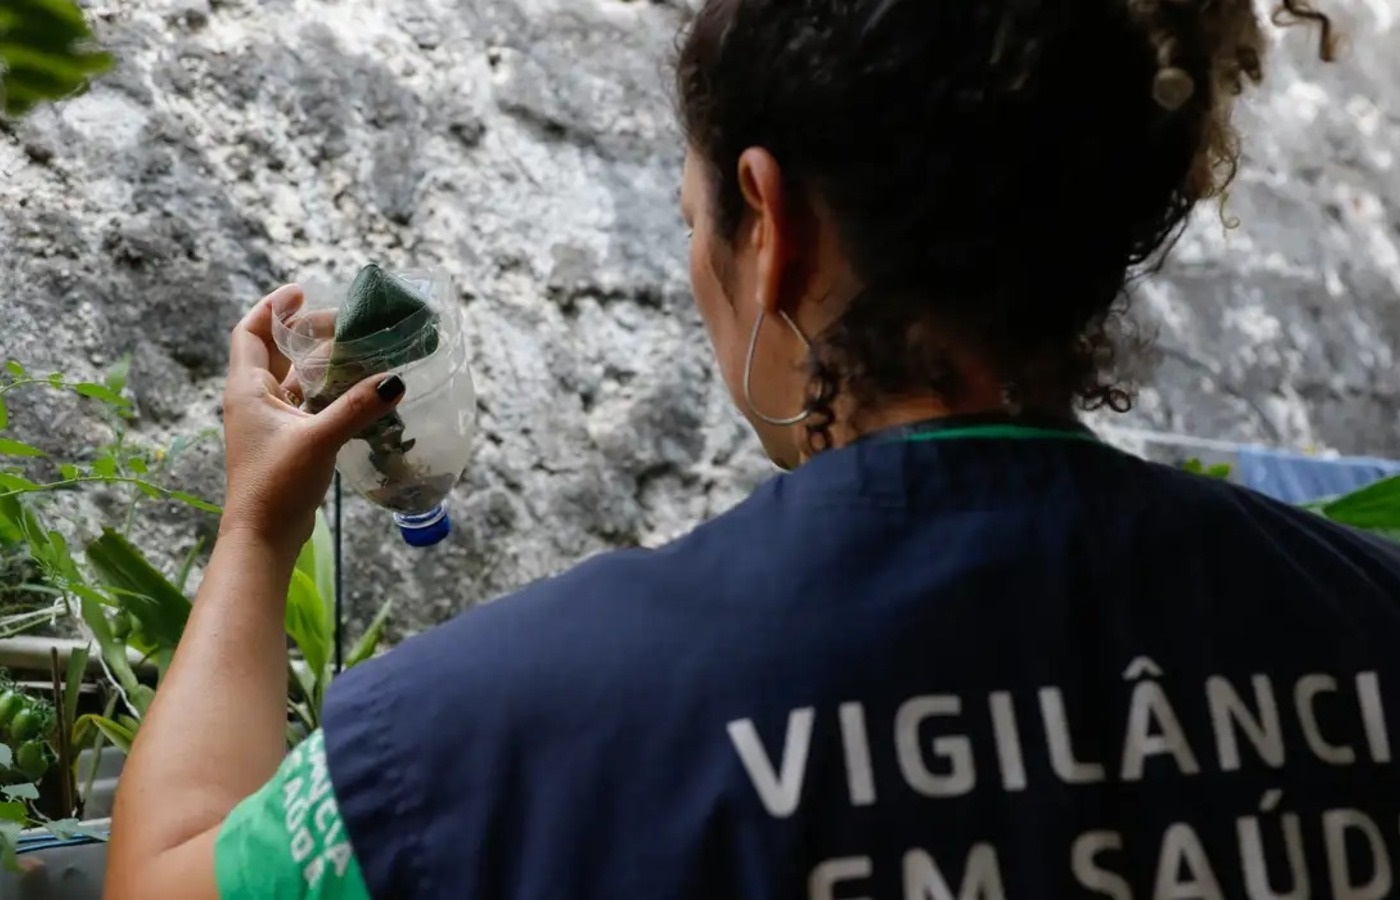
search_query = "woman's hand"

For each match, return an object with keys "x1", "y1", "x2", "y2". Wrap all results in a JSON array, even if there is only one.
[
  {"x1": 218, "y1": 284, "x2": 405, "y2": 552},
  {"x1": 105, "y1": 283, "x2": 405, "y2": 900}
]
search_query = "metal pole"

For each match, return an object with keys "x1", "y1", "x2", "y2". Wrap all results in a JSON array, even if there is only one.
[{"x1": 333, "y1": 472, "x2": 345, "y2": 674}]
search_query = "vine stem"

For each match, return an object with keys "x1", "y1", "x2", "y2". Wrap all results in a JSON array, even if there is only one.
[
  {"x1": 0, "y1": 378, "x2": 66, "y2": 397},
  {"x1": 0, "y1": 476, "x2": 220, "y2": 513},
  {"x1": 0, "y1": 377, "x2": 122, "y2": 399}
]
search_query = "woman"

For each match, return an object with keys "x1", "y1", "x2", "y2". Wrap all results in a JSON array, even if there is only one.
[{"x1": 105, "y1": 1, "x2": 1389, "y2": 898}]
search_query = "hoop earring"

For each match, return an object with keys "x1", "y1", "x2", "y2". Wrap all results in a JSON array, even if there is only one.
[{"x1": 743, "y1": 308, "x2": 812, "y2": 426}]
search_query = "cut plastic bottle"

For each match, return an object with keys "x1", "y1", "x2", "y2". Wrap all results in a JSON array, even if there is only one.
[{"x1": 271, "y1": 265, "x2": 476, "y2": 547}]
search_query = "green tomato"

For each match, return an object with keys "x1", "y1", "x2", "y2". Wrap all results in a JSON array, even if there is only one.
[
  {"x1": 0, "y1": 690, "x2": 23, "y2": 729},
  {"x1": 9, "y1": 704, "x2": 48, "y2": 742},
  {"x1": 14, "y1": 741, "x2": 49, "y2": 781}
]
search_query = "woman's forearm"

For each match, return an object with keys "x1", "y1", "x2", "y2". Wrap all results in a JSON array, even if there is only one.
[
  {"x1": 109, "y1": 526, "x2": 298, "y2": 870},
  {"x1": 103, "y1": 290, "x2": 401, "y2": 900}
]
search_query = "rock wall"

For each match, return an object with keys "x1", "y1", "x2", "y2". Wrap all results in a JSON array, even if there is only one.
[
  {"x1": 1106, "y1": 0, "x2": 1400, "y2": 458},
  {"x1": 1, "y1": 0, "x2": 1397, "y2": 639}
]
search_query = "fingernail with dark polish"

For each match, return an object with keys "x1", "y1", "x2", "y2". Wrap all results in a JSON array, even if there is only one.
[{"x1": 377, "y1": 375, "x2": 405, "y2": 403}]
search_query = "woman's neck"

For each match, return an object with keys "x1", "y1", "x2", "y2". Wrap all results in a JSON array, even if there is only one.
[{"x1": 805, "y1": 392, "x2": 1075, "y2": 457}]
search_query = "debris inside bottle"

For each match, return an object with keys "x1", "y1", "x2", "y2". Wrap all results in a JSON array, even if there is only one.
[
  {"x1": 365, "y1": 472, "x2": 459, "y2": 514},
  {"x1": 301, "y1": 262, "x2": 443, "y2": 492}
]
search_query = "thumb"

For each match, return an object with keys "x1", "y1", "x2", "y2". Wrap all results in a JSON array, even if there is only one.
[{"x1": 308, "y1": 374, "x2": 407, "y2": 449}]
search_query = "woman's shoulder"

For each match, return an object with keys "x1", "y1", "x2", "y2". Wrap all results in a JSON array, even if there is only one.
[
  {"x1": 322, "y1": 488, "x2": 775, "y2": 686},
  {"x1": 318, "y1": 461, "x2": 883, "y2": 739}
]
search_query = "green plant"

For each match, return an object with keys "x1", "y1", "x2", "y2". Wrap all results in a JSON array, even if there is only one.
[
  {"x1": 0, "y1": 358, "x2": 221, "y2": 518},
  {"x1": 284, "y1": 511, "x2": 394, "y2": 738},
  {"x1": 0, "y1": 356, "x2": 217, "y2": 670},
  {"x1": 0, "y1": 653, "x2": 99, "y2": 871},
  {"x1": 69, "y1": 509, "x2": 392, "y2": 749},
  {"x1": 1182, "y1": 458, "x2": 1233, "y2": 480},
  {"x1": 1305, "y1": 474, "x2": 1400, "y2": 542},
  {"x1": 1, "y1": 358, "x2": 391, "y2": 733},
  {"x1": 1180, "y1": 457, "x2": 1400, "y2": 540},
  {"x1": 0, "y1": 0, "x2": 113, "y2": 119},
  {"x1": 0, "y1": 516, "x2": 62, "y2": 640},
  {"x1": 0, "y1": 672, "x2": 53, "y2": 780},
  {"x1": 0, "y1": 356, "x2": 393, "y2": 868},
  {"x1": 0, "y1": 358, "x2": 205, "y2": 863}
]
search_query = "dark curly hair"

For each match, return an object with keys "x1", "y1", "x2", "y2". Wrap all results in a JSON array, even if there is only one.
[{"x1": 676, "y1": 0, "x2": 1336, "y2": 448}]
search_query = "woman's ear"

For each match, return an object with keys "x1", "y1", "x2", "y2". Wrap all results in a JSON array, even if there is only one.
[{"x1": 736, "y1": 147, "x2": 790, "y2": 316}]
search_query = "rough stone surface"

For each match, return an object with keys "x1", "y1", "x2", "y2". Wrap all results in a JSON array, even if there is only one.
[
  {"x1": 1092, "y1": 1, "x2": 1400, "y2": 459},
  {"x1": 1, "y1": 0, "x2": 1397, "y2": 641}
]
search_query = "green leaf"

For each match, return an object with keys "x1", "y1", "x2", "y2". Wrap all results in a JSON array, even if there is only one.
[
  {"x1": 134, "y1": 481, "x2": 162, "y2": 500},
  {"x1": 77, "y1": 584, "x2": 148, "y2": 709},
  {"x1": 1181, "y1": 458, "x2": 1230, "y2": 480},
  {"x1": 91, "y1": 455, "x2": 116, "y2": 477},
  {"x1": 72, "y1": 382, "x2": 128, "y2": 407},
  {"x1": 1319, "y1": 475, "x2": 1400, "y2": 531},
  {"x1": 285, "y1": 568, "x2": 329, "y2": 685},
  {"x1": 0, "y1": 820, "x2": 20, "y2": 873},
  {"x1": 0, "y1": 0, "x2": 114, "y2": 119},
  {"x1": 3, "y1": 361, "x2": 24, "y2": 379},
  {"x1": 84, "y1": 529, "x2": 190, "y2": 652},
  {"x1": 175, "y1": 537, "x2": 205, "y2": 594},
  {"x1": 64, "y1": 643, "x2": 89, "y2": 733},
  {"x1": 46, "y1": 528, "x2": 80, "y2": 582},
  {"x1": 127, "y1": 456, "x2": 148, "y2": 474},
  {"x1": 0, "y1": 394, "x2": 7, "y2": 431},
  {"x1": 46, "y1": 373, "x2": 63, "y2": 387},
  {"x1": 69, "y1": 583, "x2": 116, "y2": 609},
  {"x1": 0, "y1": 801, "x2": 25, "y2": 824},
  {"x1": 287, "y1": 658, "x2": 316, "y2": 704},
  {"x1": 70, "y1": 711, "x2": 92, "y2": 749},
  {"x1": 120, "y1": 691, "x2": 154, "y2": 727},
  {"x1": 0, "y1": 785, "x2": 37, "y2": 805},
  {"x1": 0, "y1": 497, "x2": 21, "y2": 545},
  {"x1": 0, "y1": 438, "x2": 44, "y2": 458},
  {"x1": 296, "y1": 510, "x2": 336, "y2": 634},
  {"x1": 0, "y1": 493, "x2": 44, "y2": 547},
  {"x1": 73, "y1": 714, "x2": 134, "y2": 754},
  {"x1": 346, "y1": 597, "x2": 394, "y2": 669},
  {"x1": 169, "y1": 490, "x2": 221, "y2": 514},
  {"x1": 0, "y1": 472, "x2": 39, "y2": 492},
  {"x1": 58, "y1": 463, "x2": 79, "y2": 480},
  {"x1": 287, "y1": 661, "x2": 319, "y2": 734},
  {"x1": 44, "y1": 818, "x2": 107, "y2": 841},
  {"x1": 104, "y1": 355, "x2": 131, "y2": 394}
]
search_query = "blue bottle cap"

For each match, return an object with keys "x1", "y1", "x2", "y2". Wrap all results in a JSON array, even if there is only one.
[{"x1": 394, "y1": 504, "x2": 451, "y2": 547}]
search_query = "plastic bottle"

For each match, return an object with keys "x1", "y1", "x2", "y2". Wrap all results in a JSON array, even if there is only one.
[{"x1": 271, "y1": 265, "x2": 475, "y2": 547}]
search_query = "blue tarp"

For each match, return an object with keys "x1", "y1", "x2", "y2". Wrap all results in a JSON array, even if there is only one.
[{"x1": 1237, "y1": 445, "x2": 1400, "y2": 505}]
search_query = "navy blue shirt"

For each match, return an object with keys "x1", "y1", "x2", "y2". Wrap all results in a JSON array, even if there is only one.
[{"x1": 324, "y1": 425, "x2": 1400, "y2": 899}]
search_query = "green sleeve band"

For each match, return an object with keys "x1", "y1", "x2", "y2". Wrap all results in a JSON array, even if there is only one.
[{"x1": 215, "y1": 729, "x2": 373, "y2": 900}]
